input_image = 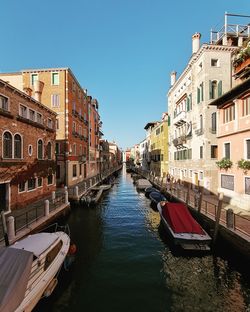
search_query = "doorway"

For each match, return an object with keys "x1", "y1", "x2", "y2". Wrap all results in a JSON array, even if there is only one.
[{"x1": 0, "y1": 184, "x2": 6, "y2": 212}]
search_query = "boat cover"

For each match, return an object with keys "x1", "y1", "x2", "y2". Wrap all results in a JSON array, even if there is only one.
[
  {"x1": 0, "y1": 247, "x2": 33, "y2": 312},
  {"x1": 149, "y1": 192, "x2": 166, "y2": 203},
  {"x1": 162, "y1": 202, "x2": 204, "y2": 234}
]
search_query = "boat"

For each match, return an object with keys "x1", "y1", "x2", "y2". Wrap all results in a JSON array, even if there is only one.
[
  {"x1": 91, "y1": 184, "x2": 112, "y2": 191},
  {"x1": 0, "y1": 229, "x2": 70, "y2": 312},
  {"x1": 145, "y1": 186, "x2": 160, "y2": 198},
  {"x1": 80, "y1": 187, "x2": 103, "y2": 206},
  {"x1": 157, "y1": 201, "x2": 212, "y2": 251},
  {"x1": 136, "y1": 179, "x2": 152, "y2": 191},
  {"x1": 149, "y1": 191, "x2": 167, "y2": 205}
]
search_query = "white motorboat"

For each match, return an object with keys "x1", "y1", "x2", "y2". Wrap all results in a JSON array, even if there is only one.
[
  {"x1": 157, "y1": 201, "x2": 211, "y2": 251},
  {"x1": 0, "y1": 229, "x2": 70, "y2": 312}
]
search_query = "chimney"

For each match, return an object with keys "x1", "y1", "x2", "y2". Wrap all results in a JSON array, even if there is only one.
[
  {"x1": 33, "y1": 80, "x2": 44, "y2": 102},
  {"x1": 192, "y1": 32, "x2": 201, "y2": 54},
  {"x1": 23, "y1": 87, "x2": 32, "y2": 97},
  {"x1": 170, "y1": 71, "x2": 177, "y2": 86}
]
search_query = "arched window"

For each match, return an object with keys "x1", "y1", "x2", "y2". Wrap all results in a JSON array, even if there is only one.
[
  {"x1": 38, "y1": 139, "x2": 43, "y2": 160},
  {"x1": 47, "y1": 142, "x2": 52, "y2": 160},
  {"x1": 14, "y1": 134, "x2": 22, "y2": 159},
  {"x1": 3, "y1": 132, "x2": 12, "y2": 158}
]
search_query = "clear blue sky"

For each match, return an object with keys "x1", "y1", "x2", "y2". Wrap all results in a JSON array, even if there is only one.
[{"x1": 1, "y1": 1, "x2": 250, "y2": 150}]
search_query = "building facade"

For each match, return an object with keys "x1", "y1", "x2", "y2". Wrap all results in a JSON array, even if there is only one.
[
  {"x1": 0, "y1": 68, "x2": 95, "y2": 187},
  {"x1": 167, "y1": 19, "x2": 249, "y2": 193},
  {"x1": 0, "y1": 79, "x2": 56, "y2": 212}
]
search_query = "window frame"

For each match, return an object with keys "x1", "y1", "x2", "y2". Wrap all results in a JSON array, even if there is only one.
[
  {"x1": 51, "y1": 72, "x2": 59, "y2": 86},
  {"x1": 0, "y1": 93, "x2": 9, "y2": 111}
]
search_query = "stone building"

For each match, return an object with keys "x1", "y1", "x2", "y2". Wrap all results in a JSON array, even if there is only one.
[
  {"x1": 0, "y1": 79, "x2": 56, "y2": 212},
  {"x1": 167, "y1": 15, "x2": 250, "y2": 194}
]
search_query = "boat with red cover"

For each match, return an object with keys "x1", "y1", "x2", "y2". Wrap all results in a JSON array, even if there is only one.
[{"x1": 157, "y1": 201, "x2": 211, "y2": 251}]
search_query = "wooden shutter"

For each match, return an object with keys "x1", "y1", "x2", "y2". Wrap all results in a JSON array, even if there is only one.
[{"x1": 218, "y1": 80, "x2": 222, "y2": 97}]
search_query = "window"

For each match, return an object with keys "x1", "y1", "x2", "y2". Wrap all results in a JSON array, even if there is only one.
[
  {"x1": 221, "y1": 174, "x2": 234, "y2": 191},
  {"x1": 197, "y1": 82, "x2": 204, "y2": 104},
  {"x1": 80, "y1": 145, "x2": 82, "y2": 155},
  {"x1": 44, "y1": 241, "x2": 63, "y2": 271},
  {"x1": 56, "y1": 118, "x2": 59, "y2": 130},
  {"x1": 56, "y1": 165, "x2": 60, "y2": 179},
  {"x1": 18, "y1": 182, "x2": 26, "y2": 193},
  {"x1": 73, "y1": 122, "x2": 76, "y2": 133},
  {"x1": 199, "y1": 171, "x2": 204, "y2": 180},
  {"x1": 73, "y1": 164, "x2": 77, "y2": 177},
  {"x1": 224, "y1": 143, "x2": 230, "y2": 159},
  {"x1": 211, "y1": 112, "x2": 217, "y2": 133},
  {"x1": 52, "y1": 94, "x2": 60, "y2": 108},
  {"x1": 73, "y1": 144, "x2": 76, "y2": 155},
  {"x1": 29, "y1": 109, "x2": 35, "y2": 121},
  {"x1": 211, "y1": 145, "x2": 218, "y2": 159},
  {"x1": 28, "y1": 145, "x2": 33, "y2": 156},
  {"x1": 211, "y1": 59, "x2": 218, "y2": 67},
  {"x1": 28, "y1": 178, "x2": 36, "y2": 191},
  {"x1": 52, "y1": 72, "x2": 59, "y2": 85},
  {"x1": 223, "y1": 105, "x2": 235, "y2": 123},
  {"x1": 3, "y1": 132, "x2": 12, "y2": 158},
  {"x1": 38, "y1": 139, "x2": 43, "y2": 159},
  {"x1": 14, "y1": 134, "x2": 22, "y2": 159},
  {"x1": 246, "y1": 139, "x2": 250, "y2": 160},
  {"x1": 0, "y1": 94, "x2": 9, "y2": 111},
  {"x1": 79, "y1": 126, "x2": 82, "y2": 136},
  {"x1": 245, "y1": 177, "x2": 250, "y2": 195},
  {"x1": 47, "y1": 142, "x2": 52, "y2": 160},
  {"x1": 19, "y1": 105, "x2": 27, "y2": 118},
  {"x1": 209, "y1": 80, "x2": 222, "y2": 99},
  {"x1": 243, "y1": 97, "x2": 250, "y2": 116},
  {"x1": 31, "y1": 74, "x2": 38, "y2": 86},
  {"x1": 200, "y1": 146, "x2": 203, "y2": 159},
  {"x1": 55, "y1": 143, "x2": 60, "y2": 154},
  {"x1": 48, "y1": 118, "x2": 53, "y2": 129},
  {"x1": 37, "y1": 113, "x2": 42, "y2": 124},
  {"x1": 187, "y1": 94, "x2": 192, "y2": 111},
  {"x1": 156, "y1": 128, "x2": 160, "y2": 135},
  {"x1": 79, "y1": 164, "x2": 82, "y2": 176},
  {"x1": 37, "y1": 177, "x2": 42, "y2": 187},
  {"x1": 200, "y1": 114, "x2": 203, "y2": 130},
  {"x1": 47, "y1": 174, "x2": 53, "y2": 185}
]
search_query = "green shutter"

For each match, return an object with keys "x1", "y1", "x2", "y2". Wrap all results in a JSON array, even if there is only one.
[
  {"x1": 201, "y1": 83, "x2": 204, "y2": 101},
  {"x1": 218, "y1": 80, "x2": 222, "y2": 97},
  {"x1": 189, "y1": 94, "x2": 192, "y2": 110},
  {"x1": 197, "y1": 87, "x2": 200, "y2": 104},
  {"x1": 187, "y1": 97, "x2": 190, "y2": 111},
  {"x1": 209, "y1": 80, "x2": 212, "y2": 99},
  {"x1": 168, "y1": 115, "x2": 171, "y2": 126}
]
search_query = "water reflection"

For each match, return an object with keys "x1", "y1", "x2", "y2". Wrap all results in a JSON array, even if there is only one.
[{"x1": 34, "y1": 167, "x2": 250, "y2": 312}]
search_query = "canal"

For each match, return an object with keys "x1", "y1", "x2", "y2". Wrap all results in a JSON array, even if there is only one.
[{"x1": 35, "y1": 166, "x2": 250, "y2": 312}]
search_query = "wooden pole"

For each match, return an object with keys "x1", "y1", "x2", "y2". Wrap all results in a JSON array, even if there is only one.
[
  {"x1": 213, "y1": 192, "x2": 224, "y2": 244},
  {"x1": 197, "y1": 187, "x2": 204, "y2": 214},
  {"x1": 186, "y1": 183, "x2": 190, "y2": 205}
]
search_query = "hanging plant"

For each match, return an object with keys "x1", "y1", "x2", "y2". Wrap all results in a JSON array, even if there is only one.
[
  {"x1": 237, "y1": 159, "x2": 250, "y2": 172},
  {"x1": 216, "y1": 158, "x2": 233, "y2": 170}
]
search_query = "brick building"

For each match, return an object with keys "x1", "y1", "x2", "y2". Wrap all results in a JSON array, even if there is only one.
[
  {"x1": 0, "y1": 68, "x2": 90, "y2": 187},
  {"x1": 0, "y1": 79, "x2": 57, "y2": 212}
]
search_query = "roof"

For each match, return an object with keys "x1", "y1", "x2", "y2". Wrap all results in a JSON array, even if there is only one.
[
  {"x1": 10, "y1": 232, "x2": 59, "y2": 257},
  {"x1": 209, "y1": 77, "x2": 250, "y2": 107},
  {"x1": 0, "y1": 247, "x2": 33, "y2": 312},
  {"x1": 144, "y1": 122, "x2": 158, "y2": 130}
]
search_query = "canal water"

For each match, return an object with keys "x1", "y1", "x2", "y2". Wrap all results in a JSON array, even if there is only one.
[{"x1": 35, "y1": 166, "x2": 250, "y2": 312}]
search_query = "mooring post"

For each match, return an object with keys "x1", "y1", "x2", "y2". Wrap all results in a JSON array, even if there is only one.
[
  {"x1": 44, "y1": 199, "x2": 50, "y2": 216},
  {"x1": 186, "y1": 183, "x2": 190, "y2": 205},
  {"x1": 1, "y1": 211, "x2": 10, "y2": 246},
  {"x1": 52, "y1": 191, "x2": 56, "y2": 204},
  {"x1": 213, "y1": 192, "x2": 224, "y2": 244},
  {"x1": 197, "y1": 187, "x2": 204, "y2": 214},
  {"x1": 6, "y1": 216, "x2": 14, "y2": 243},
  {"x1": 74, "y1": 186, "x2": 79, "y2": 198},
  {"x1": 226, "y1": 208, "x2": 235, "y2": 229}
]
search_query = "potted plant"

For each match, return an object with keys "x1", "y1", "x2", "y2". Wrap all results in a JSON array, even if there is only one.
[
  {"x1": 216, "y1": 158, "x2": 233, "y2": 170},
  {"x1": 237, "y1": 159, "x2": 250, "y2": 173}
]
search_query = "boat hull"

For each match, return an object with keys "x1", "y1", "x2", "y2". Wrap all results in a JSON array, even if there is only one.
[{"x1": 157, "y1": 202, "x2": 211, "y2": 251}]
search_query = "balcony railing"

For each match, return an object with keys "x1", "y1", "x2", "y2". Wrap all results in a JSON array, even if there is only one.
[
  {"x1": 173, "y1": 110, "x2": 187, "y2": 126},
  {"x1": 173, "y1": 135, "x2": 186, "y2": 147},
  {"x1": 79, "y1": 155, "x2": 87, "y2": 163},
  {"x1": 195, "y1": 128, "x2": 204, "y2": 136}
]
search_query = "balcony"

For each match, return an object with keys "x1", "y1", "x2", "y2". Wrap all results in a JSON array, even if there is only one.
[
  {"x1": 72, "y1": 130, "x2": 79, "y2": 138},
  {"x1": 209, "y1": 127, "x2": 217, "y2": 134},
  {"x1": 79, "y1": 155, "x2": 87, "y2": 163},
  {"x1": 172, "y1": 135, "x2": 186, "y2": 148},
  {"x1": 173, "y1": 110, "x2": 187, "y2": 127},
  {"x1": 195, "y1": 128, "x2": 204, "y2": 136}
]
